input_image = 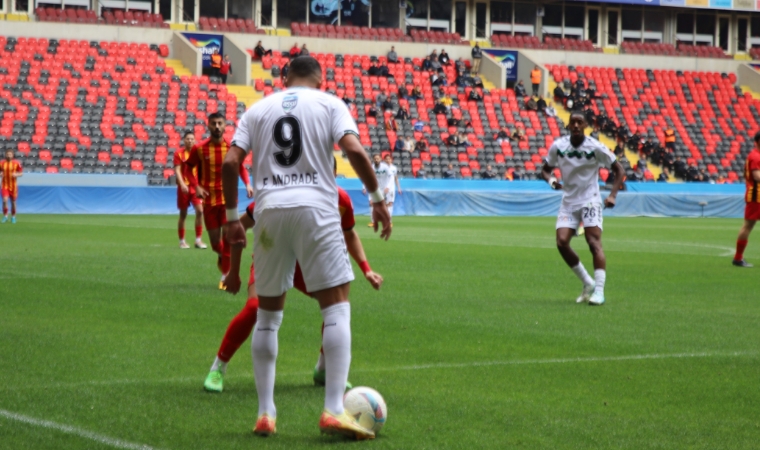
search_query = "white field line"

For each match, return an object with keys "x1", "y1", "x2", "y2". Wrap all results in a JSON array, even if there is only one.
[
  {"x1": 2, "y1": 351, "x2": 753, "y2": 392},
  {"x1": 0, "y1": 409, "x2": 159, "y2": 450}
]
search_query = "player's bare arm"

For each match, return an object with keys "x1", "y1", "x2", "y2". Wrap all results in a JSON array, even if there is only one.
[
  {"x1": 222, "y1": 145, "x2": 248, "y2": 247},
  {"x1": 175, "y1": 162, "x2": 189, "y2": 194},
  {"x1": 344, "y1": 228, "x2": 383, "y2": 290},
  {"x1": 395, "y1": 175, "x2": 402, "y2": 195},
  {"x1": 541, "y1": 162, "x2": 563, "y2": 190},
  {"x1": 340, "y1": 133, "x2": 392, "y2": 240},
  {"x1": 753, "y1": 169, "x2": 760, "y2": 182},
  {"x1": 604, "y1": 161, "x2": 626, "y2": 209}
]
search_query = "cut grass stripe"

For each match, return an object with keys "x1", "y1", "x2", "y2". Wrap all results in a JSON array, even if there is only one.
[{"x1": 0, "y1": 409, "x2": 159, "y2": 450}]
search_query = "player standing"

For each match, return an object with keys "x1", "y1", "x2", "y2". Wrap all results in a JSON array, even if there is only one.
[
  {"x1": 542, "y1": 112, "x2": 624, "y2": 305},
  {"x1": 732, "y1": 131, "x2": 760, "y2": 267},
  {"x1": 364, "y1": 153, "x2": 389, "y2": 227},
  {"x1": 221, "y1": 56, "x2": 391, "y2": 439},
  {"x1": 173, "y1": 132, "x2": 207, "y2": 249},
  {"x1": 184, "y1": 113, "x2": 253, "y2": 288},
  {"x1": 203, "y1": 165, "x2": 383, "y2": 393},
  {"x1": 383, "y1": 154, "x2": 402, "y2": 220},
  {"x1": 1, "y1": 150, "x2": 22, "y2": 224}
]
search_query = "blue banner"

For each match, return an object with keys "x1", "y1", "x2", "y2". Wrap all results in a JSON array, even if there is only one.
[
  {"x1": 660, "y1": 0, "x2": 685, "y2": 5},
  {"x1": 483, "y1": 49, "x2": 518, "y2": 82},
  {"x1": 709, "y1": 0, "x2": 732, "y2": 6},
  {"x1": 181, "y1": 32, "x2": 223, "y2": 68}
]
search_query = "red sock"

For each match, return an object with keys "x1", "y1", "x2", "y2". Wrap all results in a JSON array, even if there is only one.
[
  {"x1": 735, "y1": 239, "x2": 748, "y2": 261},
  {"x1": 217, "y1": 297, "x2": 259, "y2": 362},
  {"x1": 195, "y1": 225, "x2": 203, "y2": 239},
  {"x1": 178, "y1": 227, "x2": 185, "y2": 240},
  {"x1": 211, "y1": 239, "x2": 222, "y2": 255}
]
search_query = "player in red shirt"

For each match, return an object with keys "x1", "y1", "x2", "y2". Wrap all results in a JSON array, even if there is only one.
[
  {"x1": 185, "y1": 113, "x2": 253, "y2": 288},
  {"x1": 203, "y1": 165, "x2": 383, "y2": 393},
  {"x1": 1, "y1": 150, "x2": 23, "y2": 224},
  {"x1": 173, "y1": 131, "x2": 207, "y2": 249},
  {"x1": 733, "y1": 131, "x2": 760, "y2": 267}
]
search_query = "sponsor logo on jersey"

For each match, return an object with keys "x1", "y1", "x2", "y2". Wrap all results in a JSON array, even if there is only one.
[
  {"x1": 282, "y1": 95, "x2": 298, "y2": 113},
  {"x1": 558, "y1": 149, "x2": 596, "y2": 160}
]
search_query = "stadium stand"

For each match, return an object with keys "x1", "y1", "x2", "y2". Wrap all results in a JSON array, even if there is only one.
[
  {"x1": 548, "y1": 64, "x2": 759, "y2": 183},
  {"x1": 0, "y1": 35, "x2": 246, "y2": 185},
  {"x1": 620, "y1": 42, "x2": 730, "y2": 59},
  {"x1": 198, "y1": 17, "x2": 264, "y2": 34},
  {"x1": 254, "y1": 50, "x2": 565, "y2": 180},
  {"x1": 490, "y1": 34, "x2": 599, "y2": 52},
  {"x1": 35, "y1": 7, "x2": 170, "y2": 28},
  {"x1": 287, "y1": 23, "x2": 465, "y2": 44}
]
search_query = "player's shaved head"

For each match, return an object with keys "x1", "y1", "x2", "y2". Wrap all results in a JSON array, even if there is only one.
[
  {"x1": 754, "y1": 130, "x2": 760, "y2": 144},
  {"x1": 286, "y1": 56, "x2": 322, "y2": 88}
]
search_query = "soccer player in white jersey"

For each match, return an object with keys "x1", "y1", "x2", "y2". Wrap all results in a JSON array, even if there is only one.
[
  {"x1": 221, "y1": 56, "x2": 391, "y2": 440},
  {"x1": 541, "y1": 111, "x2": 624, "y2": 306},
  {"x1": 364, "y1": 153, "x2": 390, "y2": 227},
  {"x1": 383, "y1": 154, "x2": 402, "y2": 219}
]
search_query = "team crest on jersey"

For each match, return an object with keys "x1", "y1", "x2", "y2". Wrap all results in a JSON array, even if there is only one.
[
  {"x1": 558, "y1": 149, "x2": 595, "y2": 160},
  {"x1": 282, "y1": 95, "x2": 298, "y2": 113}
]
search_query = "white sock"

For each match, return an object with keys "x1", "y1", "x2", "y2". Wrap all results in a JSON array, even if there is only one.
[
  {"x1": 595, "y1": 269, "x2": 606, "y2": 295},
  {"x1": 252, "y1": 309, "x2": 283, "y2": 417},
  {"x1": 195, "y1": 237, "x2": 203, "y2": 243},
  {"x1": 387, "y1": 203, "x2": 394, "y2": 217},
  {"x1": 321, "y1": 302, "x2": 351, "y2": 415},
  {"x1": 210, "y1": 356, "x2": 227, "y2": 373},
  {"x1": 180, "y1": 239, "x2": 186, "y2": 244},
  {"x1": 315, "y1": 352, "x2": 326, "y2": 371},
  {"x1": 571, "y1": 262, "x2": 595, "y2": 286}
]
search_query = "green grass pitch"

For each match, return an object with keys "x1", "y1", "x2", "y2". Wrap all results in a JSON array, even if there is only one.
[{"x1": 0, "y1": 214, "x2": 758, "y2": 449}]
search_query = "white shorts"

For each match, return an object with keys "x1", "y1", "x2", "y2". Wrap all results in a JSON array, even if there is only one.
[
  {"x1": 556, "y1": 203, "x2": 604, "y2": 231},
  {"x1": 385, "y1": 190, "x2": 396, "y2": 204},
  {"x1": 253, "y1": 207, "x2": 355, "y2": 297}
]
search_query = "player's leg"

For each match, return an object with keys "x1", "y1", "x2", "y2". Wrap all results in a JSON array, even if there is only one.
[
  {"x1": 584, "y1": 226, "x2": 607, "y2": 305},
  {"x1": 178, "y1": 207, "x2": 189, "y2": 248},
  {"x1": 204, "y1": 264, "x2": 259, "y2": 392},
  {"x1": 9, "y1": 196, "x2": 16, "y2": 223},
  {"x1": 367, "y1": 197, "x2": 374, "y2": 227},
  {"x1": 733, "y1": 219, "x2": 756, "y2": 267},
  {"x1": 1, "y1": 193, "x2": 8, "y2": 223},
  {"x1": 192, "y1": 201, "x2": 207, "y2": 249},
  {"x1": 556, "y1": 209, "x2": 595, "y2": 303},
  {"x1": 386, "y1": 201, "x2": 393, "y2": 219}
]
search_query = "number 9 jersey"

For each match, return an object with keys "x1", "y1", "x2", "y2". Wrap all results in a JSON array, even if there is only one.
[{"x1": 231, "y1": 87, "x2": 360, "y2": 217}]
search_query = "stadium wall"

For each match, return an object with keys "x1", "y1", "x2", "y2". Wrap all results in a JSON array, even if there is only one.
[
  {"x1": 737, "y1": 63, "x2": 760, "y2": 93},
  {"x1": 15, "y1": 180, "x2": 746, "y2": 218},
  {"x1": 173, "y1": 31, "x2": 203, "y2": 76},
  {"x1": 481, "y1": 54, "x2": 507, "y2": 90},
  {"x1": 223, "y1": 34, "x2": 252, "y2": 85}
]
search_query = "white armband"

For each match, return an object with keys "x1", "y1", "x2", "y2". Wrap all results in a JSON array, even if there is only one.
[
  {"x1": 548, "y1": 176, "x2": 557, "y2": 187},
  {"x1": 226, "y1": 208, "x2": 240, "y2": 221},
  {"x1": 369, "y1": 189, "x2": 384, "y2": 203}
]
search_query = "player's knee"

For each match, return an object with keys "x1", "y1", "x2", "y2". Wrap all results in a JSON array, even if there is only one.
[
  {"x1": 556, "y1": 236, "x2": 571, "y2": 249},
  {"x1": 587, "y1": 240, "x2": 603, "y2": 255}
]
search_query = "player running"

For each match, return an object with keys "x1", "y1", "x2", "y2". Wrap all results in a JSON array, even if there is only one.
[
  {"x1": 203, "y1": 161, "x2": 383, "y2": 393},
  {"x1": 173, "y1": 131, "x2": 207, "y2": 249},
  {"x1": 732, "y1": 130, "x2": 760, "y2": 267},
  {"x1": 1, "y1": 150, "x2": 22, "y2": 224},
  {"x1": 222, "y1": 56, "x2": 391, "y2": 440},
  {"x1": 542, "y1": 111, "x2": 624, "y2": 306},
  {"x1": 383, "y1": 154, "x2": 402, "y2": 220},
  {"x1": 184, "y1": 113, "x2": 253, "y2": 289},
  {"x1": 364, "y1": 153, "x2": 389, "y2": 227}
]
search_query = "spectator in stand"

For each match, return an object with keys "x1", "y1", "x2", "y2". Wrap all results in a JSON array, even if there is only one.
[
  {"x1": 422, "y1": 55, "x2": 432, "y2": 71},
  {"x1": 472, "y1": 75, "x2": 484, "y2": 88},
  {"x1": 398, "y1": 85, "x2": 409, "y2": 100},
  {"x1": 300, "y1": 44, "x2": 310, "y2": 56},
  {"x1": 545, "y1": 101, "x2": 557, "y2": 117},
  {"x1": 385, "y1": 116, "x2": 398, "y2": 131},
  {"x1": 443, "y1": 163, "x2": 457, "y2": 179},
  {"x1": 641, "y1": 138, "x2": 655, "y2": 158},
  {"x1": 514, "y1": 80, "x2": 527, "y2": 97},
  {"x1": 553, "y1": 84, "x2": 566, "y2": 105},
  {"x1": 210, "y1": 48, "x2": 222, "y2": 78},
  {"x1": 387, "y1": 46, "x2": 399, "y2": 64},
  {"x1": 665, "y1": 128, "x2": 676, "y2": 151},
  {"x1": 658, "y1": 173, "x2": 669, "y2": 182},
  {"x1": 496, "y1": 126, "x2": 510, "y2": 144},
  {"x1": 458, "y1": 131, "x2": 471, "y2": 147},
  {"x1": 481, "y1": 164, "x2": 497, "y2": 179},
  {"x1": 613, "y1": 141, "x2": 625, "y2": 157},
  {"x1": 455, "y1": 57, "x2": 466, "y2": 73},
  {"x1": 504, "y1": 168, "x2": 515, "y2": 181},
  {"x1": 686, "y1": 162, "x2": 700, "y2": 181},
  {"x1": 396, "y1": 105, "x2": 410, "y2": 121},
  {"x1": 416, "y1": 168, "x2": 428, "y2": 179},
  {"x1": 382, "y1": 97, "x2": 394, "y2": 112},
  {"x1": 404, "y1": 136, "x2": 415, "y2": 152},
  {"x1": 536, "y1": 96, "x2": 547, "y2": 113},
  {"x1": 584, "y1": 104, "x2": 596, "y2": 129},
  {"x1": 430, "y1": 55, "x2": 442, "y2": 71},
  {"x1": 455, "y1": 71, "x2": 470, "y2": 87},
  {"x1": 367, "y1": 103, "x2": 378, "y2": 117},
  {"x1": 411, "y1": 85, "x2": 423, "y2": 99},
  {"x1": 664, "y1": 152, "x2": 676, "y2": 173},
  {"x1": 281, "y1": 61, "x2": 290, "y2": 80},
  {"x1": 219, "y1": 54, "x2": 232, "y2": 84},
  {"x1": 413, "y1": 120, "x2": 425, "y2": 132},
  {"x1": 468, "y1": 89, "x2": 482, "y2": 101},
  {"x1": 433, "y1": 100, "x2": 448, "y2": 115},
  {"x1": 439, "y1": 94, "x2": 453, "y2": 111},
  {"x1": 342, "y1": 94, "x2": 353, "y2": 105},
  {"x1": 471, "y1": 43, "x2": 482, "y2": 73},
  {"x1": 440, "y1": 49, "x2": 450, "y2": 65},
  {"x1": 378, "y1": 61, "x2": 390, "y2": 78},
  {"x1": 431, "y1": 69, "x2": 447, "y2": 87},
  {"x1": 254, "y1": 41, "x2": 272, "y2": 59},
  {"x1": 512, "y1": 127, "x2": 525, "y2": 142},
  {"x1": 368, "y1": 61, "x2": 380, "y2": 76},
  {"x1": 289, "y1": 43, "x2": 300, "y2": 58},
  {"x1": 673, "y1": 156, "x2": 687, "y2": 179},
  {"x1": 447, "y1": 132, "x2": 460, "y2": 146},
  {"x1": 525, "y1": 96, "x2": 538, "y2": 111},
  {"x1": 530, "y1": 65, "x2": 542, "y2": 96},
  {"x1": 414, "y1": 139, "x2": 427, "y2": 152},
  {"x1": 394, "y1": 136, "x2": 406, "y2": 152}
]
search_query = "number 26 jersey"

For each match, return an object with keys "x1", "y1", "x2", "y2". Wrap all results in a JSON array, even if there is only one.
[{"x1": 232, "y1": 87, "x2": 359, "y2": 215}]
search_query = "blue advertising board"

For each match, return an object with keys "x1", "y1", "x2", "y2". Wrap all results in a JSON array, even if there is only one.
[
  {"x1": 483, "y1": 49, "x2": 518, "y2": 83},
  {"x1": 181, "y1": 32, "x2": 223, "y2": 68},
  {"x1": 709, "y1": 0, "x2": 732, "y2": 6}
]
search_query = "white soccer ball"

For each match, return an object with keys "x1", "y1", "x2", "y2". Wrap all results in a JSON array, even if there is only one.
[{"x1": 343, "y1": 386, "x2": 387, "y2": 434}]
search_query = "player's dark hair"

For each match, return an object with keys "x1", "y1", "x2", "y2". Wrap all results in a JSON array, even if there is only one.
[
  {"x1": 183, "y1": 131, "x2": 194, "y2": 139},
  {"x1": 289, "y1": 56, "x2": 322, "y2": 81},
  {"x1": 207, "y1": 112, "x2": 225, "y2": 123},
  {"x1": 754, "y1": 131, "x2": 760, "y2": 143},
  {"x1": 569, "y1": 111, "x2": 586, "y2": 123}
]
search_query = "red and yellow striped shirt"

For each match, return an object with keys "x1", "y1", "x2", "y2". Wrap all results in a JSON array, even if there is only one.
[
  {"x1": 745, "y1": 149, "x2": 760, "y2": 204},
  {"x1": 172, "y1": 148, "x2": 198, "y2": 188},
  {"x1": 1, "y1": 160, "x2": 22, "y2": 193},
  {"x1": 185, "y1": 138, "x2": 250, "y2": 207}
]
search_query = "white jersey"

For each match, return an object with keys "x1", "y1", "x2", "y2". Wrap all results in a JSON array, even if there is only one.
[
  {"x1": 366, "y1": 162, "x2": 391, "y2": 195},
  {"x1": 385, "y1": 164, "x2": 398, "y2": 193},
  {"x1": 545, "y1": 135, "x2": 616, "y2": 210},
  {"x1": 232, "y1": 87, "x2": 359, "y2": 214}
]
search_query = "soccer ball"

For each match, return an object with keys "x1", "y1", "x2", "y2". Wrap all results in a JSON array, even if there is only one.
[{"x1": 343, "y1": 386, "x2": 387, "y2": 434}]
